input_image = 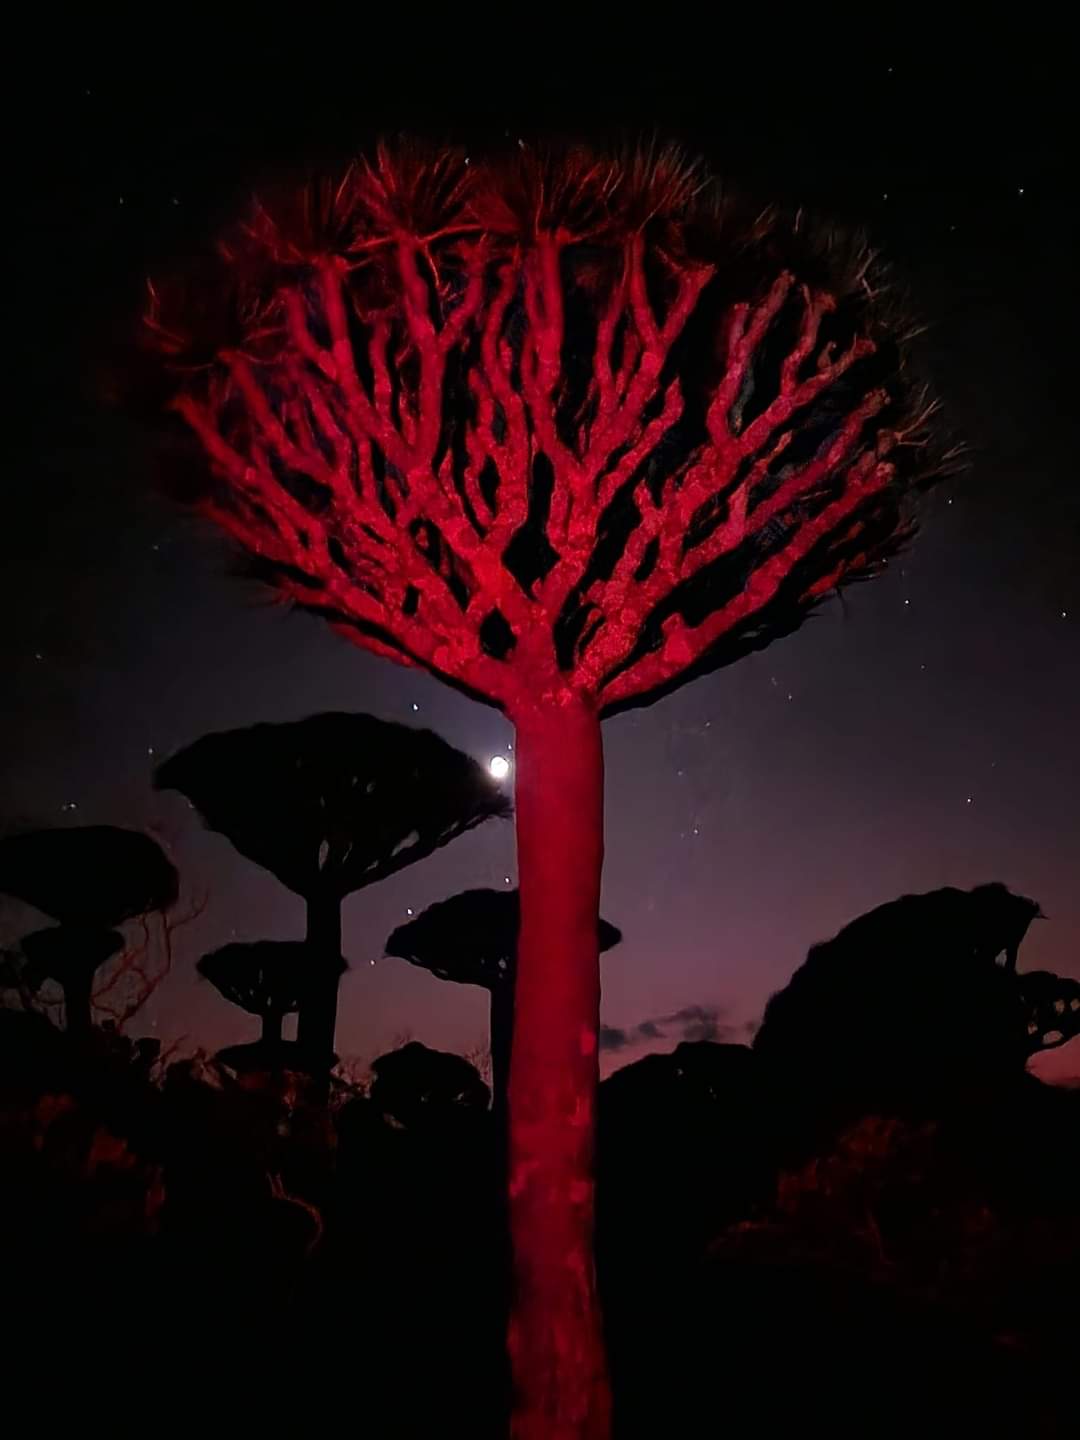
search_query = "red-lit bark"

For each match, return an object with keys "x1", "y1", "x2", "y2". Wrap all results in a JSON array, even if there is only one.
[
  {"x1": 152, "y1": 145, "x2": 944, "y2": 1439},
  {"x1": 508, "y1": 694, "x2": 608, "y2": 1437}
]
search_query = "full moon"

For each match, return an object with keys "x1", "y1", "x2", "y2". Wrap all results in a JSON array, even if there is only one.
[{"x1": 488, "y1": 755, "x2": 511, "y2": 780}]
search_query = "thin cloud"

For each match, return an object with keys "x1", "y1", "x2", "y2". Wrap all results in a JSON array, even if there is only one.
[{"x1": 602, "y1": 1003, "x2": 735, "y2": 1053}]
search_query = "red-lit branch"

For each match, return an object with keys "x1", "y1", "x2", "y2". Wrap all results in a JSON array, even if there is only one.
[{"x1": 162, "y1": 158, "x2": 931, "y2": 718}]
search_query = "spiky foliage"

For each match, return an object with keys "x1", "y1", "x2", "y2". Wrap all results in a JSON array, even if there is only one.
[{"x1": 146, "y1": 142, "x2": 952, "y2": 714}]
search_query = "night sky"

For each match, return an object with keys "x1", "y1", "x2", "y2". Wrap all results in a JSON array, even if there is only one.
[{"x1": 3, "y1": 20, "x2": 1077, "y2": 1081}]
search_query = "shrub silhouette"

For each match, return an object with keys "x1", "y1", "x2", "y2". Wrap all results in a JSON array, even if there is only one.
[
  {"x1": 370, "y1": 1040, "x2": 492, "y2": 1129},
  {"x1": 385, "y1": 888, "x2": 621, "y2": 1117},
  {"x1": 155, "y1": 713, "x2": 509, "y2": 1071}
]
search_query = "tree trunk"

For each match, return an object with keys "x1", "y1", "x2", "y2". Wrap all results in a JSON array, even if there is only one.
[
  {"x1": 299, "y1": 889, "x2": 342, "y2": 1073},
  {"x1": 62, "y1": 969, "x2": 94, "y2": 1037},
  {"x1": 507, "y1": 694, "x2": 611, "y2": 1440},
  {"x1": 489, "y1": 976, "x2": 515, "y2": 1130},
  {"x1": 262, "y1": 1010, "x2": 283, "y2": 1045}
]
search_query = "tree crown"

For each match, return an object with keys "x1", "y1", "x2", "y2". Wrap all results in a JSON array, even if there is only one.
[
  {"x1": 155, "y1": 712, "x2": 509, "y2": 899},
  {"x1": 147, "y1": 142, "x2": 952, "y2": 714}
]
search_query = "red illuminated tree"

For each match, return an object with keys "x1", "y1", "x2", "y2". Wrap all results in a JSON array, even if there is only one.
[{"x1": 148, "y1": 144, "x2": 947, "y2": 1439}]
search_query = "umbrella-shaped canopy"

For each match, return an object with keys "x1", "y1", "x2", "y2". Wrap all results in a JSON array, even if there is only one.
[
  {"x1": 155, "y1": 713, "x2": 511, "y2": 900},
  {"x1": 197, "y1": 939, "x2": 336, "y2": 1019},
  {"x1": 385, "y1": 887, "x2": 622, "y2": 991},
  {"x1": 19, "y1": 925, "x2": 125, "y2": 990},
  {"x1": 0, "y1": 827, "x2": 178, "y2": 927}
]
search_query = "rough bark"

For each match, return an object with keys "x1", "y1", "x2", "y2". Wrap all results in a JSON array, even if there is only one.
[{"x1": 507, "y1": 695, "x2": 609, "y2": 1440}]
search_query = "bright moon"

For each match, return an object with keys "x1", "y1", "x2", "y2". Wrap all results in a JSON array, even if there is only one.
[{"x1": 489, "y1": 755, "x2": 511, "y2": 780}]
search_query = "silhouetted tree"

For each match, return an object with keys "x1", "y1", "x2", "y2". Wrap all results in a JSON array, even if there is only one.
[
  {"x1": 1017, "y1": 969, "x2": 1080, "y2": 1053},
  {"x1": 19, "y1": 926, "x2": 124, "y2": 1035},
  {"x1": 155, "y1": 714, "x2": 508, "y2": 1071},
  {"x1": 0, "y1": 827, "x2": 179, "y2": 1035},
  {"x1": 198, "y1": 938, "x2": 330, "y2": 1073},
  {"x1": 148, "y1": 143, "x2": 949, "y2": 1436},
  {"x1": 370, "y1": 1040, "x2": 491, "y2": 1128},
  {"x1": 386, "y1": 889, "x2": 621, "y2": 1118},
  {"x1": 753, "y1": 884, "x2": 1048, "y2": 1129},
  {"x1": 0, "y1": 826, "x2": 179, "y2": 928}
]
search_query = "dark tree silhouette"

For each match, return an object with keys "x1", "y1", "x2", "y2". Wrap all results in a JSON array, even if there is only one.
[
  {"x1": 385, "y1": 888, "x2": 621, "y2": 1117},
  {"x1": 0, "y1": 827, "x2": 179, "y2": 1035},
  {"x1": 753, "y1": 884, "x2": 1050, "y2": 1125},
  {"x1": 148, "y1": 144, "x2": 949, "y2": 1437},
  {"x1": 370, "y1": 1039, "x2": 491, "y2": 1128},
  {"x1": 198, "y1": 939, "x2": 332, "y2": 1071},
  {"x1": 1018, "y1": 969, "x2": 1080, "y2": 1053},
  {"x1": 0, "y1": 826, "x2": 179, "y2": 928},
  {"x1": 155, "y1": 713, "x2": 508, "y2": 1070},
  {"x1": 19, "y1": 927, "x2": 125, "y2": 1036}
]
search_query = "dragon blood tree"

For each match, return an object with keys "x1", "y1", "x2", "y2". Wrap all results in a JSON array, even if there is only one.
[
  {"x1": 155, "y1": 713, "x2": 508, "y2": 1073},
  {"x1": 147, "y1": 144, "x2": 948, "y2": 1439},
  {"x1": 197, "y1": 939, "x2": 327, "y2": 1070},
  {"x1": 386, "y1": 887, "x2": 621, "y2": 1122}
]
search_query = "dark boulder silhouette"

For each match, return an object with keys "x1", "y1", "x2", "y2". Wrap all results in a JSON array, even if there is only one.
[
  {"x1": 155, "y1": 713, "x2": 510, "y2": 1072},
  {"x1": 385, "y1": 888, "x2": 621, "y2": 1115},
  {"x1": 753, "y1": 883, "x2": 1051, "y2": 1137}
]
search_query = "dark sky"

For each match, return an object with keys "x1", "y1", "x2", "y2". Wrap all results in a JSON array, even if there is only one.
[{"x1": 3, "y1": 18, "x2": 1077, "y2": 1080}]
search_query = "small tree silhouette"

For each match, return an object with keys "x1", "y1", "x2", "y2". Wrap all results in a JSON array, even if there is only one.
[
  {"x1": 148, "y1": 144, "x2": 950, "y2": 1436},
  {"x1": 1018, "y1": 970, "x2": 1080, "y2": 1053},
  {"x1": 156, "y1": 713, "x2": 508, "y2": 1069},
  {"x1": 0, "y1": 827, "x2": 179, "y2": 1035},
  {"x1": 370, "y1": 1039, "x2": 491, "y2": 1128},
  {"x1": 386, "y1": 888, "x2": 621, "y2": 1118},
  {"x1": 19, "y1": 926, "x2": 125, "y2": 1035},
  {"x1": 198, "y1": 939, "x2": 329, "y2": 1067}
]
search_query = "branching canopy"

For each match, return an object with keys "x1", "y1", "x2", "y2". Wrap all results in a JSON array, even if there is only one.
[{"x1": 147, "y1": 143, "x2": 953, "y2": 715}]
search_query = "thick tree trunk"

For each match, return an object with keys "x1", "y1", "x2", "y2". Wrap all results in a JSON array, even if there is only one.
[
  {"x1": 507, "y1": 694, "x2": 611, "y2": 1440},
  {"x1": 262, "y1": 1010, "x2": 284, "y2": 1045},
  {"x1": 299, "y1": 889, "x2": 342, "y2": 1073}
]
